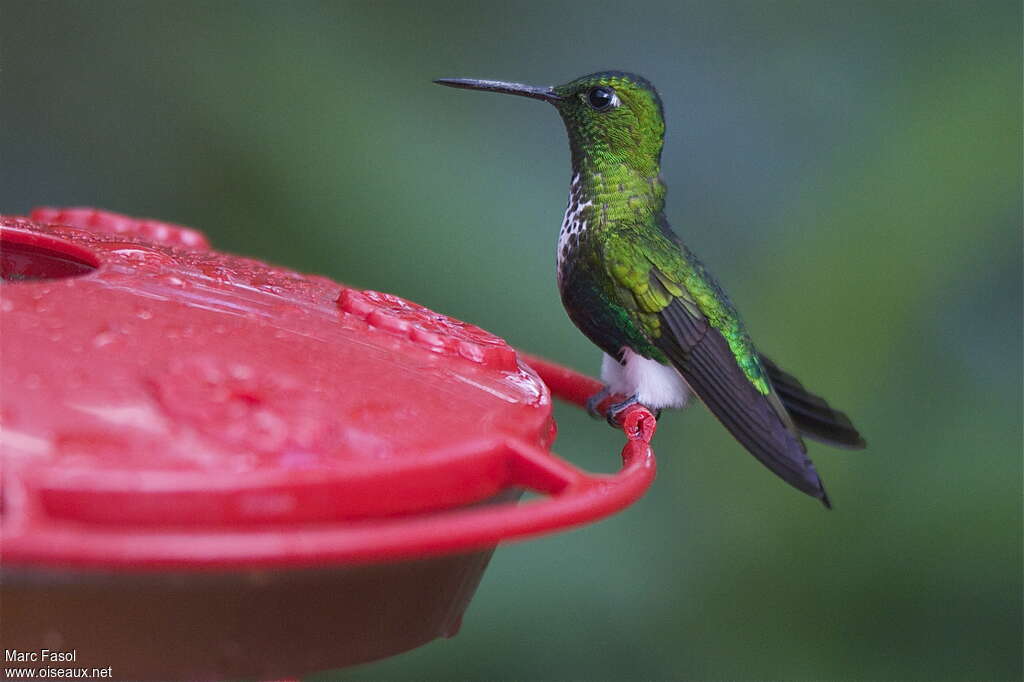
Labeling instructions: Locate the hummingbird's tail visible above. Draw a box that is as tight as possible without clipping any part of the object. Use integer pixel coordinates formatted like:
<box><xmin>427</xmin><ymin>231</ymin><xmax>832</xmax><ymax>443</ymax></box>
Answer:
<box><xmin>760</xmin><ymin>355</ymin><xmax>866</xmax><ymax>449</ymax></box>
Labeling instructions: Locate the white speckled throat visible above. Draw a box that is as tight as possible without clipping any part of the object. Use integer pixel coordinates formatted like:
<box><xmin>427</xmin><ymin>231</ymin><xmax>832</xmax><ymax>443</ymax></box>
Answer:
<box><xmin>556</xmin><ymin>172</ymin><xmax>594</xmax><ymax>280</ymax></box>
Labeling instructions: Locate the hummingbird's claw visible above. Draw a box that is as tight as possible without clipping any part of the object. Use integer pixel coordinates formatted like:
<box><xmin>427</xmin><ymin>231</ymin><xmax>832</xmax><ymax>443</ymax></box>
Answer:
<box><xmin>606</xmin><ymin>394</ymin><xmax>661</xmax><ymax>428</ymax></box>
<box><xmin>585</xmin><ymin>387</ymin><xmax>612</xmax><ymax>419</ymax></box>
<box><xmin>605</xmin><ymin>394</ymin><xmax>640</xmax><ymax>427</ymax></box>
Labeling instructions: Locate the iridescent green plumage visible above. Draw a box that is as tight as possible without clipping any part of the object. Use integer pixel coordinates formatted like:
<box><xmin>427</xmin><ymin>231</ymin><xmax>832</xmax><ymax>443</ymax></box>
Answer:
<box><xmin>549</xmin><ymin>73</ymin><xmax>771</xmax><ymax>395</ymax></box>
<box><xmin>437</xmin><ymin>72</ymin><xmax>865</xmax><ymax>507</ymax></box>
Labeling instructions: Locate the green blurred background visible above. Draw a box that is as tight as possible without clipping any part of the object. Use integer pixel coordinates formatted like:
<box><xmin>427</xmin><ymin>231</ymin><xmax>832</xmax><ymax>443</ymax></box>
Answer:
<box><xmin>2</xmin><ymin>1</ymin><xmax>1021</xmax><ymax>680</ymax></box>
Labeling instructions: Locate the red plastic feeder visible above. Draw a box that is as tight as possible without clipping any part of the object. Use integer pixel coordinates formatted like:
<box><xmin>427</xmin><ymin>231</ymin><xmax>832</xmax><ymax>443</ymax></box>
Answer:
<box><xmin>0</xmin><ymin>209</ymin><xmax>656</xmax><ymax>680</ymax></box>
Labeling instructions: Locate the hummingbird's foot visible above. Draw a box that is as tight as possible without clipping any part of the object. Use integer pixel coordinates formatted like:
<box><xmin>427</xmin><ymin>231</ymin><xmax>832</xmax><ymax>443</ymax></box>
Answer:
<box><xmin>606</xmin><ymin>394</ymin><xmax>661</xmax><ymax>427</ymax></box>
<box><xmin>586</xmin><ymin>387</ymin><xmax>612</xmax><ymax>419</ymax></box>
<box><xmin>605</xmin><ymin>394</ymin><xmax>640</xmax><ymax>427</ymax></box>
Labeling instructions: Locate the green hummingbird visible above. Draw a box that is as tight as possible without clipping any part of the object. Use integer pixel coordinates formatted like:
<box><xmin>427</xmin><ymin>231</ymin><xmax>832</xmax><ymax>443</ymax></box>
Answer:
<box><xmin>436</xmin><ymin>71</ymin><xmax>864</xmax><ymax>507</ymax></box>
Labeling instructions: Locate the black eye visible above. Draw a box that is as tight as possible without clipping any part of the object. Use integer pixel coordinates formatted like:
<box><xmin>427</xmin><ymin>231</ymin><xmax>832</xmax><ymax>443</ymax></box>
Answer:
<box><xmin>587</xmin><ymin>86</ymin><xmax>615</xmax><ymax>111</ymax></box>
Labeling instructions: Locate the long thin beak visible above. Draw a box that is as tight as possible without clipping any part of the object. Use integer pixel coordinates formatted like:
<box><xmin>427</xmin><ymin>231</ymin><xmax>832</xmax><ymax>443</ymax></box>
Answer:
<box><xmin>434</xmin><ymin>78</ymin><xmax>561</xmax><ymax>103</ymax></box>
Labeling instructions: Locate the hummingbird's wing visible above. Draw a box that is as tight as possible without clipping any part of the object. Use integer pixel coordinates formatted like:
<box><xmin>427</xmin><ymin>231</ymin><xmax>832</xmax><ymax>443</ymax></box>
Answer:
<box><xmin>608</xmin><ymin>232</ymin><xmax>831</xmax><ymax>506</ymax></box>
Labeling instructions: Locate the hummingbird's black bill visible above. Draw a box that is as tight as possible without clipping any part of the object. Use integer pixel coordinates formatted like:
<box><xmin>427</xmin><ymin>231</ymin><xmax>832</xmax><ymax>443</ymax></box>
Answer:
<box><xmin>434</xmin><ymin>78</ymin><xmax>561</xmax><ymax>103</ymax></box>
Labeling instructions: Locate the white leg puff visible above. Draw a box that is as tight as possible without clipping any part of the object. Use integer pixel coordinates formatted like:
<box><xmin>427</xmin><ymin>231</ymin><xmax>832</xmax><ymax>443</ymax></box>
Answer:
<box><xmin>600</xmin><ymin>349</ymin><xmax>691</xmax><ymax>411</ymax></box>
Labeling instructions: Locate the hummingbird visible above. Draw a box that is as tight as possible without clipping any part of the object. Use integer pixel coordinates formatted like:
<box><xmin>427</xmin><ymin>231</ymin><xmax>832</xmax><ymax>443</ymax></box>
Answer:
<box><xmin>436</xmin><ymin>71</ymin><xmax>865</xmax><ymax>507</ymax></box>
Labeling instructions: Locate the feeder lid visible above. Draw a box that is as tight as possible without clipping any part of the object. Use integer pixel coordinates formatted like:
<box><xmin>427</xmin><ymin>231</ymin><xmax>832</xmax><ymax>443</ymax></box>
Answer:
<box><xmin>0</xmin><ymin>208</ymin><xmax>655</xmax><ymax>570</ymax></box>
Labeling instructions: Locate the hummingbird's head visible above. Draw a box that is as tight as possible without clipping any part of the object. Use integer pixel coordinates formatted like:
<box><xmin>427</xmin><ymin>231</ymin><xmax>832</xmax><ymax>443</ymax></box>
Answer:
<box><xmin>551</xmin><ymin>71</ymin><xmax>665</xmax><ymax>176</ymax></box>
<box><xmin>436</xmin><ymin>71</ymin><xmax>666</xmax><ymax>177</ymax></box>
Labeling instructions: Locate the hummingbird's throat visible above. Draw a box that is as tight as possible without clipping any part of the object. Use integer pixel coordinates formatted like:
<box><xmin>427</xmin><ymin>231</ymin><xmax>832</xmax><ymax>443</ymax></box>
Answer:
<box><xmin>568</xmin><ymin>160</ymin><xmax>666</xmax><ymax>224</ymax></box>
<box><xmin>556</xmin><ymin>172</ymin><xmax>593</xmax><ymax>277</ymax></box>
<box><xmin>556</xmin><ymin>166</ymin><xmax>666</xmax><ymax>279</ymax></box>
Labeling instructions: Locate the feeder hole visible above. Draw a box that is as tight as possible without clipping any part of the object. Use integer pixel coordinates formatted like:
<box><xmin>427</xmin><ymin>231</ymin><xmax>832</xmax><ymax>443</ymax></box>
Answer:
<box><xmin>1</xmin><ymin>231</ymin><xmax>100</xmax><ymax>282</ymax></box>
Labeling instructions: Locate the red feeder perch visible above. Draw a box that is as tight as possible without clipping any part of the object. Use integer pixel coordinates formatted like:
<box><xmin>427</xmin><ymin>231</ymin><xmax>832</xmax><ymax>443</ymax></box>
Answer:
<box><xmin>0</xmin><ymin>208</ymin><xmax>657</xmax><ymax>680</ymax></box>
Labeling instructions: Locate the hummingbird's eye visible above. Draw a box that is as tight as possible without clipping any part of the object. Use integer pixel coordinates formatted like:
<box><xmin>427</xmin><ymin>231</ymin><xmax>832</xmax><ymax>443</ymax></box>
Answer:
<box><xmin>586</xmin><ymin>86</ymin><xmax>617</xmax><ymax>111</ymax></box>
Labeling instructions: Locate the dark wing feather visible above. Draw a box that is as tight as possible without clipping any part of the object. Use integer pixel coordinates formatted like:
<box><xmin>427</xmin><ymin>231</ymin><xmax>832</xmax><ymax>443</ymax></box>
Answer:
<box><xmin>657</xmin><ymin>299</ymin><xmax>831</xmax><ymax>507</ymax></box>
<box><xmin>760</xmin><ymin>355</ymin><xmax>866</xmax><ymax>449</ymax></box>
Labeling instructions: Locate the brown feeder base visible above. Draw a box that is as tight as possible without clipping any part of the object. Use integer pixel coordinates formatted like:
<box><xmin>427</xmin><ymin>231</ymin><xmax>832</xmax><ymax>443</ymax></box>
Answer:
<box><xmin>3</xmin><ymin>549</ymin><xmax>497</xmax><ymax>681</ymax></box>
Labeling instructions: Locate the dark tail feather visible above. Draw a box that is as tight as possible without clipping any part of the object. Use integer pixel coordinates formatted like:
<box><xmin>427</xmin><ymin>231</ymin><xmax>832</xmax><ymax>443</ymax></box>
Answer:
<box><xmin>760</xmin><ymin>356</ymin><xmax>866</xmax><ymax>449</ymax></box>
